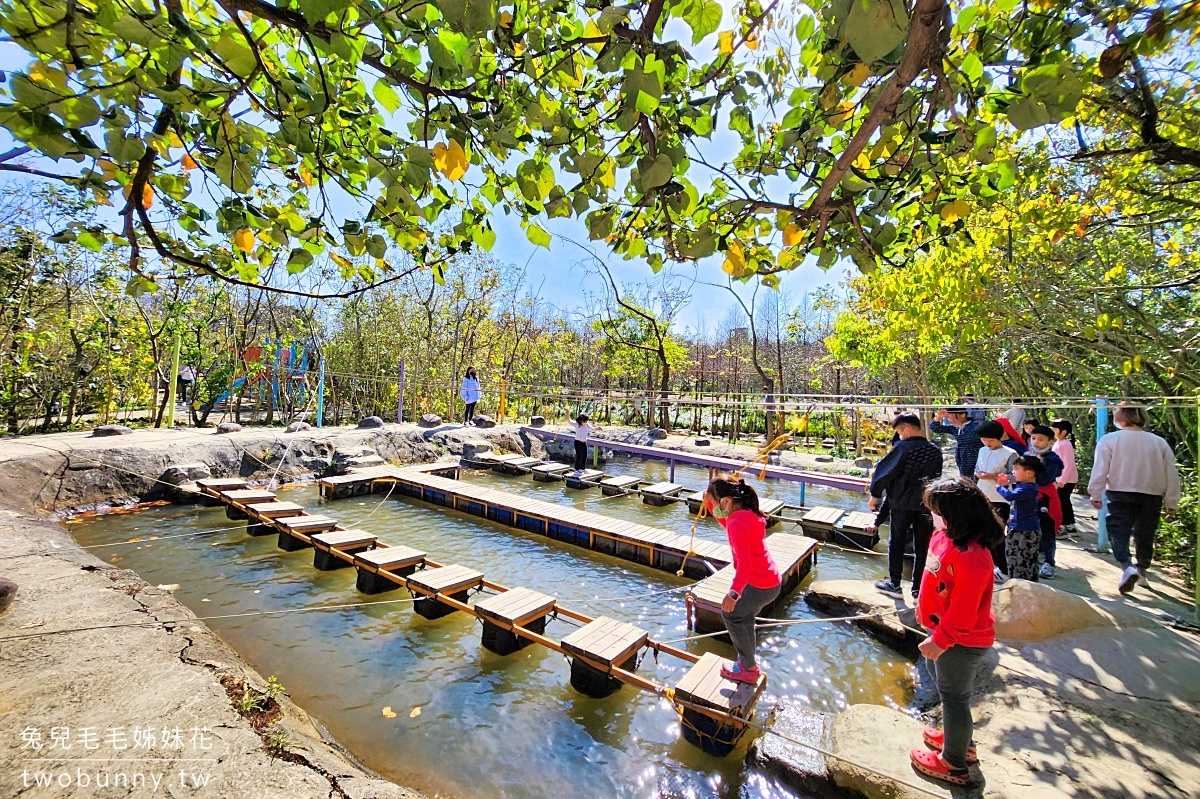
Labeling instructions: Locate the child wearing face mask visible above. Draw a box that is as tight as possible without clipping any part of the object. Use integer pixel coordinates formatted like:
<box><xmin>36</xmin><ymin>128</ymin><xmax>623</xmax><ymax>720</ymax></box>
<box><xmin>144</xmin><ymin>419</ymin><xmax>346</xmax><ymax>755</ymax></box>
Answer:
<box><xmin>704</xmin><ymin>474</ymin><xmax>781</xmax><ymax>685</ymax></box>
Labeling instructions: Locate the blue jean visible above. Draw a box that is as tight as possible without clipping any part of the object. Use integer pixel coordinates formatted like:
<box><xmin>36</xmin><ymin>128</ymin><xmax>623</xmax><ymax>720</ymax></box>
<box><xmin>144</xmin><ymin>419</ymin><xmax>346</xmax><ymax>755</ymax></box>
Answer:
<box><xmin>932</xmin><ymin>644</ymin><xmax>990</xmax><ymax>769</ymax></box>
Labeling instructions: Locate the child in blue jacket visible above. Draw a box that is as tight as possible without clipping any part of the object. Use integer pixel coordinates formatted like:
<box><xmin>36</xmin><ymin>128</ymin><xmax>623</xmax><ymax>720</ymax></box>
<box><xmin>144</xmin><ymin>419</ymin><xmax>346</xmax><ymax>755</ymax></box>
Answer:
<box><xmin>996</xmin><ymin>455</ymin><xmax>1045</xmax><ymax>582</ymax></box>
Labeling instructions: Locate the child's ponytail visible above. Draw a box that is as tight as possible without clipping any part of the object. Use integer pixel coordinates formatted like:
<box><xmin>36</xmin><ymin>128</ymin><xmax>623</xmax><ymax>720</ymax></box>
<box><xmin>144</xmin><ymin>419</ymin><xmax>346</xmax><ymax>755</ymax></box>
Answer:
<box><xmin>707</xmin><ymin>473</ymin><xmax>766</xmax><ymax>519</ymax></box>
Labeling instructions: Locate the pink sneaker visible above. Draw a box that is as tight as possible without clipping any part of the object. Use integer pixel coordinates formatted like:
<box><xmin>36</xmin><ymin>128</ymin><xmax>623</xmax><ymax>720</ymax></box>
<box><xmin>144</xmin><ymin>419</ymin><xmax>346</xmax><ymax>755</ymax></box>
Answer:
<box><xmin>720</xmin><ymin>660</ymin><xmax>762</xmax><ymax>684</ymax></box>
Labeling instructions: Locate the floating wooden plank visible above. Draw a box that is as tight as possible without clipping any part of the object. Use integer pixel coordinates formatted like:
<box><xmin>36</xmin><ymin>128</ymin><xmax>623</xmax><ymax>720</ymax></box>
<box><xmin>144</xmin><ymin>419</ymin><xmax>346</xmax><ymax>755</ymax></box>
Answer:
<box><xmin>685</xmin><ymin>490</ymin><xmax>706</xmax><ymax>513</ymax></box>
<box><xmin>759</xmin><ymin>498</ymin><xmax>787</xmax><ymax>529</ymax></box>
<box><xmin>197</xmin><ymin>476</ymin><xmax>250</xmax><ymax>492</ymax></box>
<box><xmin>799</xmin><ymin>506</ymin><xmax>844</xmax><ymax>541</ymax></box>
<box><xmin>475</xmin><ymin>587</ymin><xmax>556</xmax><ymax>628</ymax></box>
<box><xmin>497</xmin><ymin>456</ymin><xmax>542</xmax><ymax>475</ymax></box>
<box><xmin>409</xmin><ymin>564</ymin><xmax>485</xmax><ymax>620</ymax></box>
<box><xmin>600</xmin><ymin>475</ymin><xmax>641</xmax><ymax>496</ymax></box>
<box><xmin>564</xmin><ymin>468</ymin><xmax>605</xmax><ymax>489</ymax></box>
<box><xmin>221</xmin><ymin>488</ymin><xmax>277</xmax><ymax>503</ymax></box>
<box><xmin>311</xmin><ymin>529</ymin><xmax>377</xmax><ymax>571</ymax></box>
<box><xmin>275</xmin><ymin>514</ymin><xmax>339</xmax><ymax>533</ymax></box>
<box><xmin>560</xmin><ymin>615</ymin><xmax>649</xmax><ymax>698</ymax></box>
<box><xmin>835</xmin><ymin>510</ymin><xmax>881</xmax><ymax>550</ymax></box>
<box><xmin>641</xmin><ymin>481</ymin><xmax>684</xmax><ymax>507</ymax></box>
<box><xmin>674</xmin><ymin>652</ymin><xmax>766</xmax><ymax>755</ymax></box>
<box><xmin>531</xmin><ymin>462</ymin><xmax>572</xmax><ymax>482</ymax></box>
<box><xmin>245</xmin><ymin>501</ymin><xmax>306</xmax><ymax>520</ymax></box>
<box><xmin>354</xmin><ymin>544</ymin><xmax>426</xmax><ymax>594</ymax></box>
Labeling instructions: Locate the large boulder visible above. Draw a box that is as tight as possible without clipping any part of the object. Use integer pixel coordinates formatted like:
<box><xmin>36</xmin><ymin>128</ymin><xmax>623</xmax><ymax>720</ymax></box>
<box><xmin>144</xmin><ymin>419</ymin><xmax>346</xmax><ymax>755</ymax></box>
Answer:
<box><xmin>159</xmin><ymin>462</ymin><xmax>211</xmax><ymax>487</ymax></box>
<box><xmin>993</xmin><ymin>580</ymin><xmax>1116</xmax><ymax>643</ymax></box>
<box><xmin>472</xmin><ymin>414</ymin><xmax>497</xmax><ymax>429</ymax></box>
<box><xmin>694</xmin><ymin>437</ymin><xmax>711</xmax><ymax>447</ymax></box>
<box><xmin>529</xmin><ymin>415</ymin><xmax>546</xmax><ymax>427</ymax></box>
<box><xmin>0</xmin><ymin>578</ymin><xmax>16</xmax><ymax>614</ymax></box>
<box><xmin>92</xmin><ymin>424</ymin><xmax>133</xmax><ymax>437</ymax></box>
<box><xmin>285</xmin><ymin>421</ymin><xmax>312</xmax><ymax>433</ymax></box>
<box><xmin>418</xmin><ymin>413</ymin><xmax>442</xmax><ymax>429</ymax></box>
<box><xmin>647</xmin><ymin>427</ymin><xmax>668</xmax><ymax>440</ymax></box>
<box><xmin>828</xmin><ymin>704</ymin><xmax>953</xmax><ymax>799</ymax></box>
<box><xmin>853</xmin><ymin>456</ymin><xmax>873</xmax><ymax>468</ymax></box>
<box><xmin>462</xmin><ymin>441</ymin><xmax>493</xmax><ymax>460</ymax></box>
<box><xmin>749</xmin><ymin>702</ymin><xmax>847</xmax><ymax>798</ymax></box>
<box><xmin>814</xmin><ymin>454</ymin><xmax>835</xmax><ymax>463</ymax></box>
<box><xmin>214</xmin><ymin>422</ymin><xmax>242</xmax><ymax>434</ymax></box>
<box><xmin>804</xmin><ymin>580</ymin><xmax>922</xmax><ymax>653</ymax></box>
<box><xmin>357</xmin><ymin>415</ymin><xmax>385</xmax><ymax>429</ymax></box>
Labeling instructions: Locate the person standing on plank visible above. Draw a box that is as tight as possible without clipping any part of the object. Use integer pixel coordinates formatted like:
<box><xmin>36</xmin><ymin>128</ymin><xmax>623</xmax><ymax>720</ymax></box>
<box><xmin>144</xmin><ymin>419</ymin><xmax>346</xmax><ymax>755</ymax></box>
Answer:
<box><xmin>459</xmin><ymin>366</ymin><xmax>481</xmax><ymax>425</ymax></box>
<box><xmin>929</xmin><ymin>407</ymin><xmax>983</xmax><ymax>483</ymax></box>
<box><xmin>1087</xmin><ymin>403</ymin><xmax>1181</xmax><ymax>594</ymax></box>
<box><xmin>704</xmin><ymin>474</ymin><xmax>781</xmax><ymax>685</ymax></box>
<box><xmin>567</xmin><ymin>413</ymin><xmax>602</xmax><ymax>470</ymax></box>
<box><xmin>871</xmin><ymin>413</ymin><xmax>944</xmax><ymax>600</ymax></box>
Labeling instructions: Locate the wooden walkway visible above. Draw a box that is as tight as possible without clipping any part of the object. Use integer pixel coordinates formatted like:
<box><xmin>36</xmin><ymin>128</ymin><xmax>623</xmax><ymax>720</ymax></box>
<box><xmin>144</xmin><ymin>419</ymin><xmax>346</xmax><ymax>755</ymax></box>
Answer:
<box><xmin>195</xmin><ymin>477</ymin><xmax>766</xmax><ymax>756</ymax></box>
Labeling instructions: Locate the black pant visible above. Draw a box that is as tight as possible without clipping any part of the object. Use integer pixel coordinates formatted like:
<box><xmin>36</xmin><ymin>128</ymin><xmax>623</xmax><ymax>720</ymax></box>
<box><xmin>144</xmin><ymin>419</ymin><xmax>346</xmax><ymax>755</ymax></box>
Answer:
<box><xmin>573</xmin><ymin>441</ymin><xmax>588</xmax><ymax>470</ymax></box>
<box><xmin>990</xmin><ymin>502</ymin><xmax>1009</xmax><ymax>574</ymax></box>
<box><xmin>1057</xmin><ymin>483</ymin><xmax>1076</xmax><ymax>526</ymax></box>
<box><xmin>1106</xmin><ymin>491</ymin><xmax>1163</xmax><ymax>570</ymax></box>
<box><xmin>888</xmin><ymin>507</ymin><xmax>933</xmax><ymax>587</ymax></box>
<box><xmin>463</xmin><ymin>401</ymin><xmax>476</xmax><ymax>424</ymax></box>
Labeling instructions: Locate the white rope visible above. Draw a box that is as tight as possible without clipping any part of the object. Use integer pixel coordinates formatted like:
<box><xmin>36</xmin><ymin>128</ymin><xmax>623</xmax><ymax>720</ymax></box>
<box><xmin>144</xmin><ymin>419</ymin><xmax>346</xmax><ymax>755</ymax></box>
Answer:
<box><xmin>654</xmin><ymin>608</ymin><xmax>905</xmax><ymax>646</ymax></box>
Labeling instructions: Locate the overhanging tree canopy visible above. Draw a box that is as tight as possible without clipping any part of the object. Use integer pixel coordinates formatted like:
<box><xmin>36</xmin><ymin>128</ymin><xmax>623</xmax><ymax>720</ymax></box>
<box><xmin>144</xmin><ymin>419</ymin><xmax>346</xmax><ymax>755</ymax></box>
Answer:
<box><xmin>1</xmin><ymin>0</ymin><xmax>1197</xmax><ymax>295</ymax></box>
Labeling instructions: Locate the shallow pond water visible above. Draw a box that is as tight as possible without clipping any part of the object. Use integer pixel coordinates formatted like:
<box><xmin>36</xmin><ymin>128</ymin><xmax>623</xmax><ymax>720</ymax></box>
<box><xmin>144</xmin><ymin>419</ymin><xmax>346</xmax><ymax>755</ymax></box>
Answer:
<box><xmin>71</xmin><ymin>456</ymin><xmax>913</xmax><ymax>799</ymax></box>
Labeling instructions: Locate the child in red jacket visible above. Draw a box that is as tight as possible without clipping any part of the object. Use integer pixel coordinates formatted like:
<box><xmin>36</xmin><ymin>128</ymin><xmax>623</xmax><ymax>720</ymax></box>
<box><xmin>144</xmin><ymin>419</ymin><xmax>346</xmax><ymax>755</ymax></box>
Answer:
<box><xmin>704</xmin><ymin>474</ymin><xmax>782</xmax><ymax>685</ymax></box>
<box><xmin>911</xmin><ymin>477</ymin><xmax>1004</xmax><ymax>786</ymax></box>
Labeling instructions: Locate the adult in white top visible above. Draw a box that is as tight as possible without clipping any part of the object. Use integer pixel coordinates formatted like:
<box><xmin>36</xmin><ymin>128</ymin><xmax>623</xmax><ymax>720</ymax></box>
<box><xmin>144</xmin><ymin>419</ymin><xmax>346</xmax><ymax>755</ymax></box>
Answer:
<box><xmin>567</xmin><ymin>413</ymin><xmax>603</xmax><ymax>470</ymax></box>
<box><xmin>1087</xmin><ymin>403</ymin><xmax>1181</xmax><ymax>594</ymax></box>
<box><xmin>1001</xmin><ymin>399</ymin><xmax>1026</xmax><ymax>431</ymax></box>
<box><xmin>459</xmin><ymin>366</ymin><xmax>482</xmax><ymax>425</ymax></box>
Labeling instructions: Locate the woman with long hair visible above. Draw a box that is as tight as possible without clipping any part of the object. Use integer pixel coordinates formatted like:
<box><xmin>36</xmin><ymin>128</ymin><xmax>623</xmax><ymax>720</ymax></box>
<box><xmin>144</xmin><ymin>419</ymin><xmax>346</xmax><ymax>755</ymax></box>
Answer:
<box><xmin>459</xmin><ymin>366</ymin><xmax>481</xmax><ymax>425</ymax></box>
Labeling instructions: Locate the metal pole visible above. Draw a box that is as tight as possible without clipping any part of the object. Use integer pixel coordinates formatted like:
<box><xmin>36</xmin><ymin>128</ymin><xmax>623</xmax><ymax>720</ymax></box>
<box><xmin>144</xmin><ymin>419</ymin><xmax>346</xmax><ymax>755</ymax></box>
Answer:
<box><xmin>1095</xmin><ymin>396</ymin><xmax>1109</xmax><ymax>552</ymax></box>
<box><xmin>669</xmin><ymin>458</ymin><xmax>675</xmax><ymax>483</ymax></box>
<box><xmin>397</xmin><ymin>359</ymin><xmax>406</xmax><ymax>424</ymax></box>
<box><xmin>499</xmin><ymin>378</ymin><xmax>507</xmax><ymax>424</ymax></box>
<box><xmin>166</xmin><ymin>332</ymin><xmax>181</xmax><ymax>427</ymax></box>
<box><xmin>315</xmin><ymin>355</ymin><xmax>326</xmax><ymax>428</ymax></box>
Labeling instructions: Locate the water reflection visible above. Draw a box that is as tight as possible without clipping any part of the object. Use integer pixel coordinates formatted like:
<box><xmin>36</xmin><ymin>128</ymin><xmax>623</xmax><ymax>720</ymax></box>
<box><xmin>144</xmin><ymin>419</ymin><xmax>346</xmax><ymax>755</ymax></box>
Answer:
<box><xmin>71</xmin><ymin>458</ymin><xmax>911</xmax><ymax>799</ymax></box>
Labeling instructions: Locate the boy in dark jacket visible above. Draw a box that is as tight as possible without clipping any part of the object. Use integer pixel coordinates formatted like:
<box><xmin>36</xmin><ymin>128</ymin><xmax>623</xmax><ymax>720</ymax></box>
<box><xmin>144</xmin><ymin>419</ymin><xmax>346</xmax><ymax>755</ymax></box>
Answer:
<box><xmin>997</xmin><ymin>456</ymin><xmax>1045</xmax><ymax>582</ymax></box>
<box><xmin>870</xmin><ymin>414</ymin><xmax>944</xmax><ymax>599</ymax></box>
<box><xmin>1027</xmin><ymin>425</ymin><xmax>1064</xmax><ymax>578</ymax></box>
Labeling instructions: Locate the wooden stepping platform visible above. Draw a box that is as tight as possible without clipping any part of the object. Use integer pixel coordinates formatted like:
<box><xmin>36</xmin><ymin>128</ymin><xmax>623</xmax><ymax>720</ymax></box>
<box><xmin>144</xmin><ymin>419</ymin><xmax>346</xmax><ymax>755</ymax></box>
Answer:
<box><xmin>317</xmin><ymin>466</ymin><xmax>406</xmax><ymax>499</ymax></box>
<box><xmin>474</xmin><ymin>587</ymin><xmax>556</xmax><ymax>655</ymax></box>
<box><xmin>600</xmin><ymin>475</ymin><xmax>641</xmax><ymax>496</ymax></box>
<box><xmin>221</xmin><ymin>489</ymin><xmax>278</xmax><ymax>519</ymax></box>
<box><xmin>685</xmin><ymin>490</ymin><xmax>706</xmax><ymax>513</ymax></box>
<box><xmin>273</xmin><ymin>513</ymin><xmax>338</xmax><ymax>551</ymax></box>
<box><xmin>560</xmin><ymin>616</ymin><xmax>648</xmax><ymax>698</ymax></box>
<box><xmin>674</xmin><ymin>652</ymin><xmax>766</xmax><ymax>755</ymax></box>
<box><xmin>481</xmin><ymin>452</ymin><xmax>522</xmax><ymax>465</ymax></box>
<box><xmin>408</xmin><ymin>564</ymin><xmax>484</xmax><ymax>619</ymax></box>
<box><xmin>496</xmin><ymin>456</ymin><xmax>541</xmax><ymax>475</ymax></box>
<box><xmin>354</xmin><ymin>544</ymin><xmax>426</xmax><ymax>594</ymax></box>
<box><xmin>531</xmin><ymin>462</ymin><xmax>572</xmax><ymax>482</ymax></box>
<box><xmin>564</xmin><ymin>468</ymin><xmax>604</xmax><ymax>489</ymax></box>
<box><xmin>198</xmin><ymin>477</ymin><xmax>249</xmax><ymax>494</ymax></box>
<box><xmin>688</xmin><ymin>533</ymin><xmax>820</xmax><ymax>635</ymax></box>
<box><xmin>311</xmin><ymin>529</ymin><xmax>377</xmax><ymax>570</ymax></box>
<box><xmin>641</xmin><ymin>481</ymin><xmax>684</xmax><ymax>507</ymax></box>
<box><xmin>799</xmin><ymin>506</ymin><xmax>844</xmax><ymax>541</ymax></box>
<box><xmin>760</xmin><ymin>498</ymin><xmax>787</xmax><ymax>528</ymax></box>
<box><xmin>246</xmin><ymin>501</ymin><xmax>306</xmax><ymax>520</ymax></box>
<box><xmin>835</xmin><ymin>510</ymin><xmax>880</xmax><ymax>550</ymax></box>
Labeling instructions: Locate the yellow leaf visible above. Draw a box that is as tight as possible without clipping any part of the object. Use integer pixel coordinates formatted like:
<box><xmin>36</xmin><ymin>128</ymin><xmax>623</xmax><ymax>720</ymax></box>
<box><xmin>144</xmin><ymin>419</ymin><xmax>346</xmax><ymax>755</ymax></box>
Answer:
<box><xmin>745</xmin><ymin>33</ymin><xmax>759</xmax><ymax>50</ymax></box>
<box><xmin>920</xmin><ymin>189</ymin><xmax>939</xmax><ymax>203</ymax></box>
<box><xmin>584</xmin><ymin>19</ymin><xmax>605</xmax><ymax>52</ymax></box>
<box><xmin>331</xmin><ymin>253</ymin><xmax>353</xmax><ymax>271</ymax></box>
<box><xmin>141</xmin><ymin>183</ymin><xmax>154</xmax><ymax>209</ymax></box>
<box><xmin>234</xmin><ymin>228</ymin><xmax>255</xmax><ymax>253</ymax></box>
<box><xmin>181</xmin><ymin>153</ymin><xmax>198</xmax><ymax>170</ymax></box>
<box><xmin>718</xmin><ymin>31</ymin><xmax>735</xmax><ymax>56</ymax></box>
<box><xmin>98</xmin><ymin>159</ymin><xmax>117</xmax><ymax>180</ymax></box>
<box><xmin>167</xmin><ymin>131</ymin><xmax>183</xmax><ymax>148</ymax></box>
<box><xmin>432</xmin><ymin>139</ymin><xmax>469</xmax><ymax>182</ymax></box>
<box><xmin>409</xmin><ymin>706</ymin><xmax>422</xmax><ymax>718</ymax></box>
<box><xmin>382</xmin><ymin>706</ymin><xmax>397</xmax><ymax>719</ymax></box>
<box><xmin>782</xmin><ymin>223</ymin><xmax>804</xmax><ymax>247</ymax></box>
<box><xmin>939</xmin><ymin>198</ymin><xmax>969</xmax><ymax>223</ymax></box>
<box><xmin>828</xmin><ymin>101</ymin><xmax>854</xmax><ymax>126</ymax></box>
<box><xmin>853</xmin><ymin>151</ymin><xmax>871</xmax><ymax>170</ymax></box>
<box><xmin>499</xmin><ymin>10</ymin><xmax>513</xmax><ymax>27</ymax></box>
<box><xmin>299</xmin><ymin>166</ymin><xmax>313</xmax><ymax>187</ymax></box>
<box><xmin>845</xmin><ymin>63</ymin><xmax>871</xmax><ymax>86</ymax></box>
<box><xmin>1074</xmin><ymin>223</ymin><xmax>1088</xmax><ymax>238</ymax></box>
<box><xmin>513</xmin><ymin>41</ymin><xmax>525</xmax><ymax>55</ymax></box>
<box><xmin>1050</xmin><ymin>229</ymin><xmax>1065</xmax><ymax>245</ymax></box>
<box><xmin>722</xmin><ymin>241</ymin><xmax>748</xmax><ymax>277</ymax></box>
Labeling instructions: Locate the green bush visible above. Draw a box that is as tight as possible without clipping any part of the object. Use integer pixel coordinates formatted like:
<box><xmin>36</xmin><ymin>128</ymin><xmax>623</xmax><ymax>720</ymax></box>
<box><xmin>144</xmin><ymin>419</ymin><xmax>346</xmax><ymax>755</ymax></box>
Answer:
<box><xmin>1157</xmin><ymin>466</ymin><xmax>1198</xmax><ymax>592</ymax></box>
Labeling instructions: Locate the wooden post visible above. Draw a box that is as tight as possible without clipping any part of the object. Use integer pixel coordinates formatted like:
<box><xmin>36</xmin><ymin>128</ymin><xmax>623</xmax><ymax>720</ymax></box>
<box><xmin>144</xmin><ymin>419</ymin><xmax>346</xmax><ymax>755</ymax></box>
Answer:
<box><xmin>166</xmin><ymin>332</ymin><xmax>181</xmax><ymax>427</ymax></box>
<box><xmin>499</xmin><ymin>378</ymin><xmax>507</xmax><ymax>424</ymax></box>
<box><xmin>397</xmin><ymin>359</ymin><xmax>406</xmax><ymax>424</ymax></box>
<box><xmin>1095</xmin><ymin>396</ymin><xmax>1109</xmax><ymax>552</ymax></box>
<box><xmin>315</xmin><ymin>355</ymin><xmax>326</xmax><ymax>428</ymax></box>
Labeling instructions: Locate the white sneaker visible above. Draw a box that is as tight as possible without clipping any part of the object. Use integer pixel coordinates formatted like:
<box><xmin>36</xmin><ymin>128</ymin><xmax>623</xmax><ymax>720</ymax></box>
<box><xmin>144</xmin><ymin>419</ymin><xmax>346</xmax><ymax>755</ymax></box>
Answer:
<box><xmin>1039</xmin><ymin>563</ymin><xmax>1055</xmax><ymax>579</ymax></box>
<box><xmin>993</xmin><ymin>567</ymin><xmax>1007</xmax><ymax>585</ymax></box>
<box><xmin>1137</xmin><ymin>568</ymin><xmax>1151</xmax><ymax>589</ymax></box>
<box><xmin>1118</xmin><ymin>566</ymin><xmax>1139</xmax><ymax>594</ymax></box>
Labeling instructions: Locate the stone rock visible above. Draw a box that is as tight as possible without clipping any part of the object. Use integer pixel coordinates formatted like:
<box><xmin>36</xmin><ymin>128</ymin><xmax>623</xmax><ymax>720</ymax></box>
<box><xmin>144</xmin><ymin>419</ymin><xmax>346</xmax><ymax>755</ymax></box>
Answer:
<box><xmin>529</xmin><ymin>415</ymin><xmax>546</xmax><ymax>427</ymax></box>
<box><xmin>853</xmin><ymin>456</ymin><xmax>873</xmax><ymax>468</ymax></box>
<box><xmin>805</xmin><ymin>580</ymin><xmax>922</xmax><ymax>653</ymax></box>
<box><xmin>345</xmin><ymin>455</ymin><xmax>386</xmax><ymax>469</ymax></box>
<box><xmin>647</xmin><ymin>427</ymin><xmax>668</xmax><ymax>440</ymax></box>
<box><xmin>92</xmin><ymin>424</ymin><xmax>133</xmax><ymax>437</ymax></box>
<box><xmin>462</xmin><ymin>441</ymin><xmax>493</xmax><ymax>460</ymax></box>
<box><xmin>993</xmin><ymin>580</ymin><xmax>1114</xmax><ymax>643</ymax></box>
<box><xmin>472</xmin><ymin>414</ymin><xmax>497</xmax><ymax>429</ymax></box>
<box><xmin>694</xmin><ymin>438</ymin><xmax>710</xmax><ymax>447</ymax></box>
<box><xmin>215</xmin><ymin>422</ymin><xmax>242</xmax><ymax>434</ymax></box>
<box><xmin>357</xmin><ymin>415</ymin><xmax>385</xmax><ymax>429</ymax></box>
<box><xmin>285</xmin><ymin>421</ymin><xmax>311</xmax><ymax>433</ymax></box>
<box><xmin>0</xmin><ymin>577</ymin><xmax>16</xmax><ymax>614</ymax></box>
<box><xmin>334</xmin><ymin>446</ymin><xmax>375</xmax><ymax>462</ymax></box>
<box><xmin>828</xmin><ymin>704</ymin><xmax>952</xmax><ymax>799</ymax></box>
<box><xmin>814</xmin><ymin>454</ymin><xmax>835</xmax><ymax>463</ymax></box>
<box><xmin>160</xmin><ymin>462</ymin><xmax>211</xmax><ymax>487</ymax></box>
<box><xmin>748</xmin><ymin>702</ymin><xmax>847</xmax><ymax>798</ymax></box>
<box><xmin>418</xmin><ymin>413</ymin><xmax>442</xmax><ymax>429</ymax></box>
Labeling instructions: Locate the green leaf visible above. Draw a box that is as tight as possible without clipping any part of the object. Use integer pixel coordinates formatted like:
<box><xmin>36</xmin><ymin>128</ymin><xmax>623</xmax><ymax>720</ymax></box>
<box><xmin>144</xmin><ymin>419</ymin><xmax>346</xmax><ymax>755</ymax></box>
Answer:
<box><xmin>845</xmin><ymin>0</ymin><xmax>909</xmax><ymax>63</ymax></box>
<box><xmin>298</xmin><ymin>0</ymin><xmax>352</xmax><ymax>22</ymax></box>
<box><xmin>638</xmin><ymin>154</ymin><xmax>674</xmax><ymax>192</ymax></box>
<box><xmin>960</xmin><ymin>51</ymin><xmax>983</xmax><ymax>83</ymax></box>
<box><xmin>286</xmin><ymin>248</ymin><xmax>314</xmax><ymax>274</ymax></box>
<box><xmin>372</xmin><ymin>80</ymin><xmax>401</xmax><ymax>114</ymax></box>
<box><xmin>685</xmin><ymin>1</ymin><xmax>723</xmax><ymax>45</ymax></box>
<box><xmin>212</xmin><ymin>32</ymin><xmax>257</xmax><ymax>79</ymax></box>
<box><xmin>526</xmin><ymin>223</ymin><xmax>552</xmax><ymax>248</ymax></box>
<box><xmin>472</xmin><ymin>224</ymin><xmax>497</xmax><ymax>251</ymax></box>
<box><xmin>1005</xmin><ymin>97</ymin><xmax>1051</xmax><ymax>130</ymax></box>
<box><xmin>215</xmin><ymin>150</ymin><xmax>255</xmax><ymax>192</ymax></box>
<box><xmin>516</xmin><ymin>160</ymin><xmax>555</xmax><ymax>202</ymax></box>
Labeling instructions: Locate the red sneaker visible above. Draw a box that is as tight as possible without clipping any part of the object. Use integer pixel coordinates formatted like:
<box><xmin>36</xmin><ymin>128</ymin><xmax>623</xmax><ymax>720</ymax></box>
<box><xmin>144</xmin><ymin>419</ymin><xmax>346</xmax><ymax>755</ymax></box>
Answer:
<box><xmin>719</xmin><ymin>661</ymin><xmax>762</xmax><ymax>684</ymax></box>
<box><xmin>910</xmin><ymin>748</ymin><xmax>970</xmax><ymax>786</ymax></box>
<box><xmin>922</xmin><ymin>727</ymin><xmax>979</xmax><ymax>764</ymax></box>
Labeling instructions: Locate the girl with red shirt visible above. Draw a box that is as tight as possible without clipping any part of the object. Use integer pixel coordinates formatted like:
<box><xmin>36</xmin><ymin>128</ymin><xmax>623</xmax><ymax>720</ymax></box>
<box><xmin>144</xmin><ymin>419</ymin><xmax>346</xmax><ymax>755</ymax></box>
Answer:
<box><xmin>911</xmin><ymin>477</ymin><xmax>1003</xmax><ymax>786</ymax></box>
<box><xmin>704</xmin><ymin>474</ymin><xmax>782</xmax><ymax>685</ymax></box>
